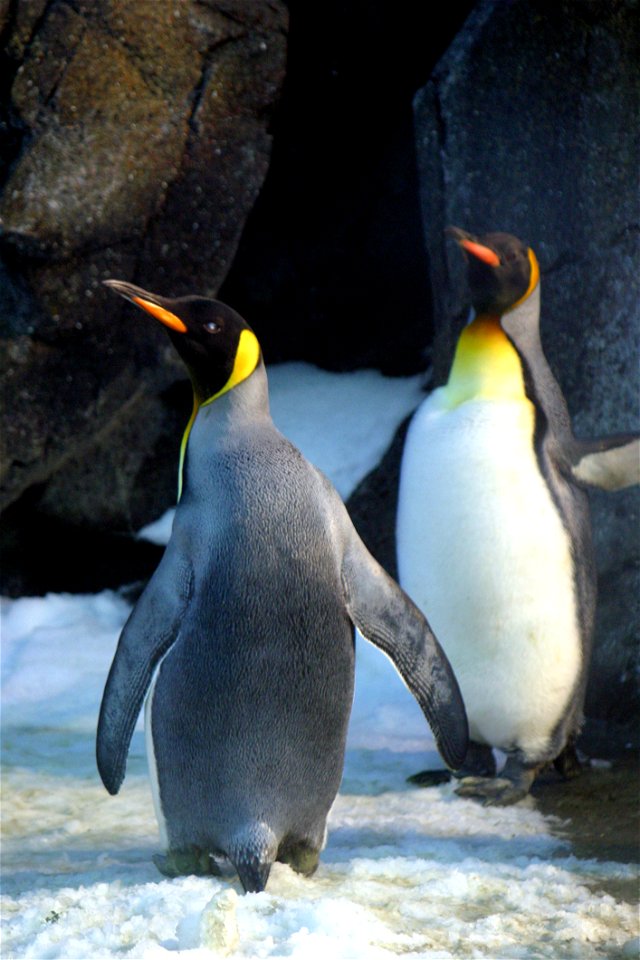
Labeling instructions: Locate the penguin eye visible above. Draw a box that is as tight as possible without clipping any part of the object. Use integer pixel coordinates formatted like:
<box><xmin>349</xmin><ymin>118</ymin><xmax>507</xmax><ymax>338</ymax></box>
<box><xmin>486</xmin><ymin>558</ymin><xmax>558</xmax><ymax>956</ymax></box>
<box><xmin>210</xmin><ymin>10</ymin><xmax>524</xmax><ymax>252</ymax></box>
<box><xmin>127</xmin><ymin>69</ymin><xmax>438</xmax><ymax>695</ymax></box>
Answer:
<box><xmin>204</xmin><ymin>320</ymin><xmax>221</xmax><ymax>334</ymax></box>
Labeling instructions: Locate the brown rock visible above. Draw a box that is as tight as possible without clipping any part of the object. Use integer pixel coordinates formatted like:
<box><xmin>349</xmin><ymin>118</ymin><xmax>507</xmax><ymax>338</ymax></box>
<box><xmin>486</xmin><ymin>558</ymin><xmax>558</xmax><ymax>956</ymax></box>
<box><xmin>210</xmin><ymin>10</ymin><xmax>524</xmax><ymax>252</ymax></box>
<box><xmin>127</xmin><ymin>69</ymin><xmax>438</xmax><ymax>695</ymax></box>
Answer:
<box><xmin>0</xmin><ymin>0</ymin><xmax>288</xmax><ymax>532</ymax></box>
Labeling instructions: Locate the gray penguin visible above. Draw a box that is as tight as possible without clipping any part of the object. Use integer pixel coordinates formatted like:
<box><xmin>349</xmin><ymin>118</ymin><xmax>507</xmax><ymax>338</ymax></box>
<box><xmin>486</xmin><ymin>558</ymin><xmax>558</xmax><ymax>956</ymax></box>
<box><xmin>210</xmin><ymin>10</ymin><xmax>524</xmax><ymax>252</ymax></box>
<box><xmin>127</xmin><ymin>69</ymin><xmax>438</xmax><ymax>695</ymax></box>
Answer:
<box><xmin>397</xmin><ymin>229</ymin><xmax>639</xmax><ymax>806</ymax></box>
<box><xmin>96</xmin><ymin>280</ymin><xmax>468</xmax><ymax>892</ymax></box>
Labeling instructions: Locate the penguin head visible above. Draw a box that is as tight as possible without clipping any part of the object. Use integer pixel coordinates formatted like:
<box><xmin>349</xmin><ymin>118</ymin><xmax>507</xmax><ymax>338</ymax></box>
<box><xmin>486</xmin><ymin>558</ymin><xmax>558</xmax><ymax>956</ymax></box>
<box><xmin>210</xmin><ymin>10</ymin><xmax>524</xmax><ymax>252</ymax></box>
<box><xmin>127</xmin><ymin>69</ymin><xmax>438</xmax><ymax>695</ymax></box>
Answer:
<box><xmin>447</xmin><ymin>227</ymin><xmax>539</xmax><ymax>317</ymax></box>
<box><xmin>103</xmin><ymin>280</ymin><xmax>261</xmax><ymax>403</ymax></box>
<box><xmin>443</xmin><ymin>229</ymin><xmax>543</xmax><ymax>407</ymax></box>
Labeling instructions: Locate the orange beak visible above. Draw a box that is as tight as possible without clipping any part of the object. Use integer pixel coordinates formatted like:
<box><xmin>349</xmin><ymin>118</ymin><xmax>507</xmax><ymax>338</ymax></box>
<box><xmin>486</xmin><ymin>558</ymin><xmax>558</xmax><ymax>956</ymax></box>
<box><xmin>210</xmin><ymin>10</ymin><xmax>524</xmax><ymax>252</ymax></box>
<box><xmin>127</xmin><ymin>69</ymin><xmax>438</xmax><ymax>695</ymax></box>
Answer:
<box><xmin>459</xmin><ymin>238</ymin><xmax>501</xmax><ymax>268</ymax></box>
<box><xmin>130</xmin><ymin>297</ymin><xmax>188</xmax><ymax>333</ymax></box>
<box><xmin>103</xmin><ymin>279</ymin><xmax>188</xmax><ymax>333</ymax></box>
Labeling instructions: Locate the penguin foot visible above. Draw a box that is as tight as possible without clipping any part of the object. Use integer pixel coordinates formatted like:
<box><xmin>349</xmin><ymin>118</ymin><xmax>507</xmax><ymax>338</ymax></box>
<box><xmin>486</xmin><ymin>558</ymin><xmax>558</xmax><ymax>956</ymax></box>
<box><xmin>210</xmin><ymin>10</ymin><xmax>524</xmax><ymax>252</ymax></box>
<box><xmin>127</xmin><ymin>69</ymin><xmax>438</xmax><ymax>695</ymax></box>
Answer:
<box><xmin>277</xmin><ymin>839</ymin><xmax>321</xmax><ymax>877</ymax></box>
<box><xmin>454</xmin><ymin>775</ymin><xmax>532</xmax><ymax>806</ymax></box>
<box><xmin>455</xmin><ymin>754</ymin><xmax>538</xmax><ymax>806</ymax></box>
<box><xmin>153</xmin><ymin>847</ymin><xmax>222</xmax><ymax>878</ymax></box>
<box><xmin>407</xmin><ymin>769</ymin><xmax>452</xmax><ymax>787</ymax></box>
<box><xmin>408</xmin><ymin>742</ymin><xmax>496</xmax><ymax>788</ymax></box>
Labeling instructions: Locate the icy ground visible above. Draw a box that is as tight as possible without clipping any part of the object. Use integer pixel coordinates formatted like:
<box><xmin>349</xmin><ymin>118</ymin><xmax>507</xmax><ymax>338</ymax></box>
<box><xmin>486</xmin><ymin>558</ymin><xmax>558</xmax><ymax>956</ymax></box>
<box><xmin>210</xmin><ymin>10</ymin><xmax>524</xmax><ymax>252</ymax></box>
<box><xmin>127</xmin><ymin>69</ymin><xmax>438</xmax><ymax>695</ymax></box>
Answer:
<box><xmin>2</xmin><ymin>364</ymin><xmax>638</xmax><ymax>959</ymax></box>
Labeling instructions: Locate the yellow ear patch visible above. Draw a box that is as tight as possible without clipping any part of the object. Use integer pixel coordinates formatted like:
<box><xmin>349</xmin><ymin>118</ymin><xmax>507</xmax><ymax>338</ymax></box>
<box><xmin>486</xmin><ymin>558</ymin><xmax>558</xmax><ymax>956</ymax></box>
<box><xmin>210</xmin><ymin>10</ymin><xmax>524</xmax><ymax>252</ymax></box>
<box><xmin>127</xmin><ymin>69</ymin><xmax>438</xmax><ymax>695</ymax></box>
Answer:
<box><xmin>177</xmin><ymin>396</ymin><xmax>199</xmax><ymax>501</ymax></box>
<box><xmin>509</xmin><ymin>248</ymin><xmax>540</xmax><ymax>312</ymax></box>
<box><xmin>177</xmin><ymin>328</ymin><xmax>261</xmax><ymax>499</ymax></box>
<box><xmin>132</xmin><ymin>297</ymin><xmax>188</xmax><ymax>333</ymax></box>
<box><xmin>443</xmin><ymin>317</ymin><xmax>527</xmax><ymax>408</ymax></box>
<box><xmin>202</xmin><ymin>328</ymin><xmax>261</xmax><ymax>406</ymax></box>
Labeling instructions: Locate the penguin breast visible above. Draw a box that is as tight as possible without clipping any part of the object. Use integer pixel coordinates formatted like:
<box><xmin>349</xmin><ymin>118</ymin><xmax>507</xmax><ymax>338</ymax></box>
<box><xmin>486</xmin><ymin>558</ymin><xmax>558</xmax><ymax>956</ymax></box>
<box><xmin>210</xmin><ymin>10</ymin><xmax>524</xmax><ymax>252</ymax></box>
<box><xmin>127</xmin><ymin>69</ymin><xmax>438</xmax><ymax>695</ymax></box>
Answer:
<box><xmin>397</xmin><ymin>391</ymin><xmax>582</xmax><ymax>758</ymax></box>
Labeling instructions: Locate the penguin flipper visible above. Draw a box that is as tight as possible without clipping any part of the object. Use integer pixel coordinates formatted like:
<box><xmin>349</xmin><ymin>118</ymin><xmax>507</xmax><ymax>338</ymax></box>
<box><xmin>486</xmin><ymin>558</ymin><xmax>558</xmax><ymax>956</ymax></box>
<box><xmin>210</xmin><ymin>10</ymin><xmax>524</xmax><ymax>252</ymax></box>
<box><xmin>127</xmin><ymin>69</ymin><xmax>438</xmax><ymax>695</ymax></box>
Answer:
<box><xmin>569</xmin><ymin>434</ymin><xmax>640</xmax><ymax>491</ymax></box>
<box><xmin>96</xmin><ymin>554</ymin><xmax>194</xmax><ymax>795</ymax></box>
<box><xmin>341</xmin><ymin>535</ymin><xmax>468</xmax><ymax>770</ymax></box>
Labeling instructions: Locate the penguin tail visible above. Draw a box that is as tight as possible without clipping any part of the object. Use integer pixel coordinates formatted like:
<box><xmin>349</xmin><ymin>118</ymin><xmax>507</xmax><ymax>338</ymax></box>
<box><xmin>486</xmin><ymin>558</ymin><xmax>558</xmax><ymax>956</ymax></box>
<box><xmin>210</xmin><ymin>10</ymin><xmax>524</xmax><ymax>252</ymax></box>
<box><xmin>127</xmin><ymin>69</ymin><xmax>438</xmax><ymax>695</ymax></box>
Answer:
<box><xmin>229</xmin><ymin>822</ymin><xmax>278</xmax><ymax>894</ymax></box>
<box><xmin>234</xmin><ymin>855</ymin><xmax>273</xmax><ymax>894</ymax></box>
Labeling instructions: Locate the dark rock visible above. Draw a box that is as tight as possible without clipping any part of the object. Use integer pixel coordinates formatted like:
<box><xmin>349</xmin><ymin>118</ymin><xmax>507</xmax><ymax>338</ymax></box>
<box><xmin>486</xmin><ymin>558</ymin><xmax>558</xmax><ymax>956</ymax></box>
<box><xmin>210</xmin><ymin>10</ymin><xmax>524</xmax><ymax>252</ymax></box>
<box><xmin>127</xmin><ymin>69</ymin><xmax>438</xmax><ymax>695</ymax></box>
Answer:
<box><xmin>0</xmin><ymin>0</ymin><xmax>476</xmax><ymax>594</ymax></box>
<box><xmin>411</xmin><ymin>0</ymin><xmax>640</xmax><ymax>750</ymax></box>
<box><xmin>219</xmin><ymin>0</ymin><xmax>475</xmax><ymax>372</ymax></box>
<box><xmin>0</xmin><ymin>0</ymin><xmax>288</xmax><ymax>534</ymax></box>
<box><xmin>0</xmin><ymin>489</ymin><xmax>164</xmax><ymax>597</ymax></box>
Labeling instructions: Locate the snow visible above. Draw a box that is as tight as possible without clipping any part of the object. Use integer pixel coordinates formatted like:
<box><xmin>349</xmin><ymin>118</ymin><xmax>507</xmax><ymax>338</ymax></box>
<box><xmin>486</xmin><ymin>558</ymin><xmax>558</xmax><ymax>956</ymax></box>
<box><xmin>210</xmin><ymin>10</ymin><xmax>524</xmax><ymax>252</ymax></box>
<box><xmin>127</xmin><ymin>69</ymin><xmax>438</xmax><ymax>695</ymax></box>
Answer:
<box><xmin>2</xmin><ymin>363</ymin><xmax>638</xmax><ymax>959</ymax></box>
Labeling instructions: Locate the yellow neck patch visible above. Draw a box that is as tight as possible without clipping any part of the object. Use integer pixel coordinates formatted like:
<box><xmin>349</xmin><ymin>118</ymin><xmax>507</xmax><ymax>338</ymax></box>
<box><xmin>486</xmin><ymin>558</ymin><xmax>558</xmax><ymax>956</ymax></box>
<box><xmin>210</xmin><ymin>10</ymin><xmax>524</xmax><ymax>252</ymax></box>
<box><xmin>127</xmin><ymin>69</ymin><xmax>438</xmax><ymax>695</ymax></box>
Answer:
<box><xmin>201</xmin><ymin>328</ymin><xmax>261</xmax><ymax>407</ymax></box>
<box><xmin>177</xmin><ymin>396</ymin><xmax>199</xmax><ymax>501</ymax></box>
<box><xmin>509</xmin><ymin>248</ymin><xmax>540</xmax><ymax>312</ymax></box>
<box><xmin>177</xmin><ymin>328</ymin><xmax>261</xmax><ymax>499</ymax></box>
<box><xmin>442</xmin><ymin>316</ymin><xmax>527</xmax><ymax>409</ymax></box>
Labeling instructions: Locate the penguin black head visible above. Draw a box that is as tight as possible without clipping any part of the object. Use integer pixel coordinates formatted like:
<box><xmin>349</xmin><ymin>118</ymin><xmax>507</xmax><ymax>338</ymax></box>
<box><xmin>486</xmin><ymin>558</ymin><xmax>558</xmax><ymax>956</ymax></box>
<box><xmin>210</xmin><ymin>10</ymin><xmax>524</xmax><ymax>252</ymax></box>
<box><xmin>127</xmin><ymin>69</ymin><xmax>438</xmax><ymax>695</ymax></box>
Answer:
<box><xmin>103</xmin><ymin>280</ymin><xmax>261</xmax><ymax>403</ymax></box>
<box><xmin>447</xmin><ymin>227</ymin><xmax>539</xmax><ymax>317</ymax></box>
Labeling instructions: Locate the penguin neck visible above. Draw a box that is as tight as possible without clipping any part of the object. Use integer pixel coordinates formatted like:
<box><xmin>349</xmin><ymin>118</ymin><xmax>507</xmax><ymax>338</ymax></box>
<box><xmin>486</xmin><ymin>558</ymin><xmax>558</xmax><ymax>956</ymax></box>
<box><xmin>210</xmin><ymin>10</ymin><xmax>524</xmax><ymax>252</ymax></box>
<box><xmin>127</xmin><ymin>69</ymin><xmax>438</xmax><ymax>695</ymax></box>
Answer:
<box><xmin>500</xmin><ymin>283</ymin><xmax>573</xmax><ymax>440</ymax></box>
<box><xmin>443</xmin><ymin>315</ymin><xmax>528</xmax><ymax>409</ymax></box>
<box><xmin>178</xmin><ymin>362</ymin><xmax>271</xmax><ymax>500</ymax></box>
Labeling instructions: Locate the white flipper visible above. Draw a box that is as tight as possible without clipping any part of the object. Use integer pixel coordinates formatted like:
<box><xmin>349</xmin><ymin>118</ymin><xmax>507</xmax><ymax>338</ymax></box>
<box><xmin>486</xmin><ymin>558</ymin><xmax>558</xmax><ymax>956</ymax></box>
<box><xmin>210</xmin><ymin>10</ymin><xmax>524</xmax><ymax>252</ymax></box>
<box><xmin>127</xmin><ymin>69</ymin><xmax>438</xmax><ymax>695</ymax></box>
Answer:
<box><xmin>571</xmin><ymin>436</ymin><xmax>640</xmax><ymax>491</ymax></box>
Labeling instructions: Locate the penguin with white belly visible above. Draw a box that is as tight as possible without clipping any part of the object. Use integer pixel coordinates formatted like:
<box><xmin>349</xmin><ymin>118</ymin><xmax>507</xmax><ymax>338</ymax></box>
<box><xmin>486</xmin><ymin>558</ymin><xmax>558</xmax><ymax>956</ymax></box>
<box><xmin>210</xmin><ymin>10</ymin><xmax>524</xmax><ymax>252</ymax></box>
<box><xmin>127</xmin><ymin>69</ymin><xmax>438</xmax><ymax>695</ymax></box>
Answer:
<box><xmin>396</xmin><ymin>228</ymin><xmax>639</xmax><ymax>806</ymax></box>
<box><xmin>96</xmin><ymin>280</ymin><xmax>468</xmax><ymax>892</ymax></box>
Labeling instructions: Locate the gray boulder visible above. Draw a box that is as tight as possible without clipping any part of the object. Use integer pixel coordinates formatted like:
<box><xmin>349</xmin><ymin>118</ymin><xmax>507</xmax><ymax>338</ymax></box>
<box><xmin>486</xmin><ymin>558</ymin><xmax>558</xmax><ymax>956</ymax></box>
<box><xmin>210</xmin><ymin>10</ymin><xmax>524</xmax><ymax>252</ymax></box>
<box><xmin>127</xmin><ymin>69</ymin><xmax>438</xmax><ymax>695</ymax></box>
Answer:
<box><xmin>0</xmin><ymin>0</ymin><xmax>288</xmax><ymax>531</ymax></box>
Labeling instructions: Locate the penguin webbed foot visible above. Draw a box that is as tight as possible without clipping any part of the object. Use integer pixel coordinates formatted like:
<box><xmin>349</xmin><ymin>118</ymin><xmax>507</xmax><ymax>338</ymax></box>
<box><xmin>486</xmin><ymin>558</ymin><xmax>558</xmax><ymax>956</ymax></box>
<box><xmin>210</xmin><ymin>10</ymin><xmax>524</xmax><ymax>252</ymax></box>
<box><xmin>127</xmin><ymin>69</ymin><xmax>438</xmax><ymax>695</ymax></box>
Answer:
<box><xmin>455</xmin><ymin>754</ymin><xmax>537</xmax><ymax>807</ymax></box>
<box><xmin>277</xmin><ymin>839</ymin><xmax>321</xmax><ymax>877</ymax></box>
<box><xmin>153</xmin><ymin>847</ymin><xmax>223</xmax><ymax>878</ymax></box>
<box><xmin>408</xmin><ymin>742</ymin><xmax>496</xmax><ymax>788</ymax></box>
<box><xmin>407</xmin><ymin>769</ymin><xmax>452</xmax><ymax>787</ymax></box>
<box><xmin>455</xmin><ymin>776</ymin><xmax>530</xmax><ymax>806</ymax></box>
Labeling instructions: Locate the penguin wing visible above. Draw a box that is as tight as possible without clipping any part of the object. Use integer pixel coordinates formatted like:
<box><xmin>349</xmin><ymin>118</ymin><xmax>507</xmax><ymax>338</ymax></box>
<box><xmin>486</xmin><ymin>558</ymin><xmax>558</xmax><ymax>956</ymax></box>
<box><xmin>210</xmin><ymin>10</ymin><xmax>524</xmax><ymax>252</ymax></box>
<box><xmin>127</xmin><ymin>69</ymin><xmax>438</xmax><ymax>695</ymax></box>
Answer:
<box><xmin>569</xmin><ymin>434</ymin><xmax>640</xmax><ymax>491</ymax></box>
<box><xmin>341</xmin><ymin>531</ymin><xmax>468</xmax><ymax>770</ymax></box>
<box><xmin>96</xmin><ymin>552</ymin><xmax>194</xmax><ymax>794</ymax></box>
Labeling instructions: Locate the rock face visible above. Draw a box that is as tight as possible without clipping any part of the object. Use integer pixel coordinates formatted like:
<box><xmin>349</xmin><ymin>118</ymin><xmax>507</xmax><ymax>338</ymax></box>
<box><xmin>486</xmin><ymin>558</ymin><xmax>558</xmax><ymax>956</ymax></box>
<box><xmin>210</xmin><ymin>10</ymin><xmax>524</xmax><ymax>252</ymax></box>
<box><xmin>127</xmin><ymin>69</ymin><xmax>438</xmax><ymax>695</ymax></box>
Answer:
<box><xmin>219</xmin><ymin>0</ymin><xmax>462</xmax><ymax>374</ymax></box>
<box><xmin>1</xmin><ymin>0</ymin><xmax>637</xmax><ymax>753</ymax></box>
<box><xmin>0</xmin><ymin>0</ymin><xmax>288</xmax><ymax>533</ymax></box>
<box><xmin>410</xmin><ymin>0</ymin><xmax>640</xmax><ymax>750</ymax></box>
<box><xmin>0</xmin><ymin>0</ymin><xmax>476</xmax><ymax>594</ymax></box>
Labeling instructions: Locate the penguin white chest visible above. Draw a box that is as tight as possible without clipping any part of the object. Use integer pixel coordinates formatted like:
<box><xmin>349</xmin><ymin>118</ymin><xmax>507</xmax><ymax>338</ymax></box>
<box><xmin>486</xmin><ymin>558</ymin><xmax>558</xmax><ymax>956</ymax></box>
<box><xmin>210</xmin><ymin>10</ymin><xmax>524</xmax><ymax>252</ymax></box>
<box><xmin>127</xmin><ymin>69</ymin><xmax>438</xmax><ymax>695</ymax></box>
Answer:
<box><xmin>397</xmin><ymin>393</ymin><xmax>581</xmax><ymax>759</ymax></box>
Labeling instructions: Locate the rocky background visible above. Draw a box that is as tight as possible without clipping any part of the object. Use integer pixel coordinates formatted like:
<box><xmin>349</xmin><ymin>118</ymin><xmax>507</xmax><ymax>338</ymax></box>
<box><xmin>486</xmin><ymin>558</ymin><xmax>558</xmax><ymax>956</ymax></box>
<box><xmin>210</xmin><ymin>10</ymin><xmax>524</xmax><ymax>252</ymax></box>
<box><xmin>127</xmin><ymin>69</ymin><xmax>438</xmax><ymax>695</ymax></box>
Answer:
<box><xmin>1</xmin><ymin>0</ymin><xmax>638</xmax><ymax>751</ymax></box>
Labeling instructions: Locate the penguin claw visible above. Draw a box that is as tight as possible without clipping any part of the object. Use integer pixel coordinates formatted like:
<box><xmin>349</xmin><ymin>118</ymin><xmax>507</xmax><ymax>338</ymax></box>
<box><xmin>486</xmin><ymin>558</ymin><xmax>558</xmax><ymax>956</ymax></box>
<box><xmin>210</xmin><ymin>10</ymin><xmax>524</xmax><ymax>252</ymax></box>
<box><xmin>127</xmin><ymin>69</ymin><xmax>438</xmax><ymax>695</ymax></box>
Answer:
<box><xmin>407</xmin><ymin>769</ymin><xmax>453</xmax><ymax>787</ymax></box>
<box><xmin>454</xmin><ymin>775</ymin><xmax>530</xmax><ymax>807</ymax></box>
<box><xmin>153</xmin><ymin>848</ymin><xmax>222</xmax><ymax>878</ymax></box>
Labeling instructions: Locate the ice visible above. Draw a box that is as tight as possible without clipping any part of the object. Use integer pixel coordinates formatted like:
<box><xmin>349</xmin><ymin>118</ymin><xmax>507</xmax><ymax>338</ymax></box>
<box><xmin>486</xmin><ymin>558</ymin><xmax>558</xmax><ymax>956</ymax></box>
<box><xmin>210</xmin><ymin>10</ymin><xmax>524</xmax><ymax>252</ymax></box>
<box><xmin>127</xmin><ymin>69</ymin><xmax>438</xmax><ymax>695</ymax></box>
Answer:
<box><xmin>1</xmin><ymin>364</ymin><xmax>637</xmax><ymax>958</ymax></box>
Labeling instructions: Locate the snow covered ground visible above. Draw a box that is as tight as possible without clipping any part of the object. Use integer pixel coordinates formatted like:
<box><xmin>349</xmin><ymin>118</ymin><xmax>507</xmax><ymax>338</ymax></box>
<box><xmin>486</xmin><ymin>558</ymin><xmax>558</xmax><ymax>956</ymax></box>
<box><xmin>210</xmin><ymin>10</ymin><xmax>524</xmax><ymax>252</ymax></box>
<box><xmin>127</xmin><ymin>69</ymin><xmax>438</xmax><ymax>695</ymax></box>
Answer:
<box><xmin>2</xmin><ymin>364</ymin><xmax>638</xmax><ymax>959</ymax></box>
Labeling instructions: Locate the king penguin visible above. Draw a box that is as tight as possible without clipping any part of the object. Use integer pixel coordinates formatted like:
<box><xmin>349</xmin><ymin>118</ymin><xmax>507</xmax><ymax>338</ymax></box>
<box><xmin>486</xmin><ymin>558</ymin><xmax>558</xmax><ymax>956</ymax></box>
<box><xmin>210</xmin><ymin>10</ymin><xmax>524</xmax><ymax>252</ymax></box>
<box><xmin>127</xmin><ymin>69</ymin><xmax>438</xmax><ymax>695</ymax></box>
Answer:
<box><xmin>396</xmin><ymin>228</ymin><xmax>639</xmax><ymax>806</ymax></box>
<box><xmin>96</xmin><ymin>280</ymin><xmax>468</xmax><ymax>892</ymax></box>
